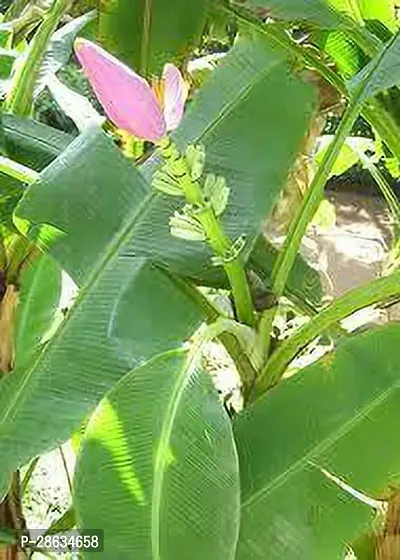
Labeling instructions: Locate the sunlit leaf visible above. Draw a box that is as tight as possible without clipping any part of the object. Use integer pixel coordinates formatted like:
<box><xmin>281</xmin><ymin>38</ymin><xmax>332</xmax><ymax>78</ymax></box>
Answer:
<box><xmin>75</xmin><ymin>350</ymin><xmax>240</xmax><ymax>559</ymax></box>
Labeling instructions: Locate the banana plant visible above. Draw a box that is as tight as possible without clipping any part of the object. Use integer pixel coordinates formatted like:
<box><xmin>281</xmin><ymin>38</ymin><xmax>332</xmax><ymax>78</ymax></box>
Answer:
<box><xmin>0</xmin><ymin>0</ymin><xmax>399</xmax><ymax>558</ymax></box>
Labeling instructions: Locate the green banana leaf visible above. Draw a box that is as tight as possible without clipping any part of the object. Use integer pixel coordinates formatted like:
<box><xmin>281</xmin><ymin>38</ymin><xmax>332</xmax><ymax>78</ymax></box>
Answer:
<box><xmin>243</xmin><ymin>0</ymin><xmax>395</xmax><ymax>36</ymax></box>
<box><xmin>16</xmin><ymin>33</ymin><xmax>316</xmax><ymax>289</ymax></box>
<box><xmin>0</xmin><ymin>128</ymin><xmax>205</xmax><ymax>497</ymax></box>
<box><xmin>74</xmin><ymin>349</ymin><xmax>240</xmax><ymax>559</ymax></box>
<box><xmin>357</xmin><ymin>0</ymin><xmax>397</xmax><ymax>33</ymax></box>
<box><xmin>97</xmin><ymin>0</ymin><xmax>209</xmax><ymax>75</ymax></box>
<box><xmin>234</xmin><ymin>324</ymin><xmax>400</xmax><ymax>559</ymax></box>
<box><xmin>136</xmin><ymin>33</ymin><xmax>316</xmax><ymax>285</ymax></box>
<box><xmin>0</xmin><ymin>173</ymin><xmax>23</xmax><ymax>232</ymax></box>
<box><xmin>243</xmin><ymin>0</ymin><xmax>341</xmax><ymax>27</ymax></box>
<box><xmin>0</xmin><ymin>114</ymin><xmax>73</xmax><ymax>170</ymax></box>
<box><xmin>0</xmin><ymin>115</ymin><xmax>73</xmax><ymax>224</ymax></box>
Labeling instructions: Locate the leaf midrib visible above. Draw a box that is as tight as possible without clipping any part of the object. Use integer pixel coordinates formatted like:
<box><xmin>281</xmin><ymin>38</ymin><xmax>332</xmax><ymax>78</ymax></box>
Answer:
<box><xmin>140</xmin><ymin>0</ymin><xmax>153</xmax><ymax>75</ymax></box>
<box><xmin>195</xmin><ymin>57</ymin><xmax>283</xmax><ymax>145</ymax></box>
<box><xmin>151</xmin><ymin>349</ymin><xmax>198</xmax><ymax>559</ymax></box>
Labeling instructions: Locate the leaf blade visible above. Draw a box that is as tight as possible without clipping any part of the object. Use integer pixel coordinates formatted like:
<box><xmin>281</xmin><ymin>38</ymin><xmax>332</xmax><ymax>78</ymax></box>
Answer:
<box><xmin>234</xmin><ymin>324</ymin><xmax>400</xmax><ymax>559</ymax></box>
<box><xmin>74</xmin><ymin>350</ymin><xmax>240</xmax><ymax>559</ymax></box>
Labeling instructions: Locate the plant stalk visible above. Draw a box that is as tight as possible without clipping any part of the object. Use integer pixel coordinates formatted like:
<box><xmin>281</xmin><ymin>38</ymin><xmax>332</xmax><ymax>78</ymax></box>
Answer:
<box><xmin>256</xmin><ymin>269</ymin><xmax>400</xmax><ymax>393</ymax></box>
<box><xmin>270</xmin><ymin>29</ymin><xmax>399</xmax><ymax>301</ymax></box>
<box><xmin>271</xmin><ymin>95</ymin><xmax>363</xmax><ymax>299</ymax></box>
<box><xmin>158</xmin><ymin>138</ymin><xmax>255</xmax><ymax>327</ymax></box>
<box><xmin>4</xmin><ymin>0</ymin><xmax>30</xmax><ymax>22</ymax></box>
<box><xmin>352</xmin><ymin>149</ymin><xmax>400</xmax><ymax>229</ymax></box>
<box><xmin>343</xmin><ymin>15</ymin><xmax>382</xmax><ymax>57</ymax></box>
<box><xmin>255</xmin><ymin>32</ymin><xmax>399</xmax><ymax>390</ymax></box>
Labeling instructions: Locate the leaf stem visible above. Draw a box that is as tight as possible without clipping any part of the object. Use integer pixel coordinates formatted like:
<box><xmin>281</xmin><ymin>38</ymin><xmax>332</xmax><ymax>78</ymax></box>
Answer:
<box><xmin>4</xmin><ymin>0</ymin><xmax>30</xmax><ymax>21</ymax></box>
<box><xmin>20</xmin><ymin>456</ymin><xmax>39</xmax><ymax>495</ymax></box>
<box><xmin>269</xmin><ymin>30</ymin><xmax>398</xmax><ymax>307</ymax></box>
<box><xmin>352</xmin><ymin>148</ymin><xmax>400</xmax><ymax>229</ymax></box>
<box><xmin>161</xmin><ymin>270</ymin><xmax>258</xmax><ymax>390</ymax></box>
<box><xmin>257</xmin><ymin>32</ymin><xmax>399</xmax><ymax>392</ymax></box>
<box><xmin>343</xmin><ymin>16</ymin><xmax>382</xmax><ymax>57</ymax></box>
<box><xmin>158</xmin><ymin>138</ymin><xmax>255</xmax><ymax>327</ymax></box>
<box><xmin>256</xmin><ymin>269</ymin><xmax>400</xmax><ymax>393</ymax></box>
<box><xmin>271</xmin><ymin>93</ymin><xmax>363</xmax><ymax>298</ymax></box>
<box><xmin>59</xmin><ymin>446</ymin><xmax>72</xmax><ymax>495</ymax></box>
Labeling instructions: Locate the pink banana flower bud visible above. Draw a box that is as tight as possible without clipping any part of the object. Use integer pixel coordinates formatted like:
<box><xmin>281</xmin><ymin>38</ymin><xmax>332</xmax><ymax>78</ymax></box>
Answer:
<box><xmin>74</xmin><ymin>39</ymin><xmax>188</xmax><ymax>142</ymax></box>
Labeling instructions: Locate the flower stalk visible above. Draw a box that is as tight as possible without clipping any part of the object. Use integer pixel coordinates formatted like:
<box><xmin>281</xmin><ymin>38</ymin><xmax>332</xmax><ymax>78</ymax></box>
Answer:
<box><xmin>157</xmin><ymin>138</ymin><xmax>255</xmax><ymax>327</ymax></box>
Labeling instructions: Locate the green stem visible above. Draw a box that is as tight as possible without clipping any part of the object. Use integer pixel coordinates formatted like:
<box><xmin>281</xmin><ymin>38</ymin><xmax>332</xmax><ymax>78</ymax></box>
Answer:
<box><xmin>363</xmin><ymin>101</ymin><xmax>400</xmax><ymax>162</ymax></box>
<box><xmin>5</xmin><ymin>0</ymin><xmax>70</xmax><ymax>116</ymax></box>
<box><xmin>271</xmin><ymin>95</ymin><xmax>363</xmax><ymax>299</ymax></box>
<box><xmin>198</xmin><ymin>209</ymin><xmax>255</xmax><ymax>326</ymax></box>
<box><xmin>257</xmin><ymin>33</ymin><xmax>398</xmax><ymax>390</ymax></box>
<box><xmin>0</xmin><ymin>156</ymin><xmax>39</xmax><ymax>184</ymax></box>
<box><xmin>256</xmin><ymin>269</ymin><xmax>400</xmax><ymax>393</ymax></box>
<box><xmin>59</xmin><ymin>446</ymin><xmax>72</xmax><ymax>495</ymax></box>
<box><xmin>163</xmin><ymin>270</ymin><xmax>258</xmax><ymax>390</ymax></box>
<box><xmin>158</xmin><ymin>138</ymin><xmax>255</xmax><ymax>327</ymax></box>
<box><xmin>20</xmin><ymin>457</ymin><xmax>39</xmax><ymax>495</ymax></box>
<box><xmin>270</xmin><ymin>27</ymin><xmax>399</xmax><ymax>300</ymax></box>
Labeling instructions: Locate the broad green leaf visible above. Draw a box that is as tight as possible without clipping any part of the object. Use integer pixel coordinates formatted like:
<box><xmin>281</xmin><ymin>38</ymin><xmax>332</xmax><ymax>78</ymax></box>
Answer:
<box><xmin>75</xmin><ymin>350</ymin><xmax>240</xmax><ymax>559</ymax></box>
<box><xmin>0</xmin><ymin>173</ymin><xmax>23</xmax><ymax>232</ymax></box>
<box><xmin>234</xmin><ymin>324</ymin><xmax>400</xmax><ymax>559</ymax></box>
<box><xmin>0</xmin><ymin>114</ymin><xmax>72</xmax><ymax>171</ymax></box>
<box><xmin>0</xmin><ymin>31</ymin><xmax>314</xmax><ymax>493</ymax></box>
<box><xmin>0</xmin><ymin>23</ymin><xmax>13</xmax><ymax>48</ymax></box>
<box><xmin>0</xmin><ymin>129</ymin><xmax>205</xmax><ymax>497</ymax></box>
<box><xmin>0</xmin><ymin>46</ymin><xmax>16</xmax><ymax>79</ymax></box>
<box><xmin>244</xmin><ymin>0</ymin><xmax>394</xmax><ymax>31</ymax></box>
<box><xmin>319</xmin><ymin>29</ymin><xmax>366</xmax><ymax>79</ymax></box>
<box><xmin>349</xmin><ymin>32</ymin><xmax>400</xmax><ymax>102</ymax></box>
<box><xmin>97</xmin><ymin>0</ymin><xmax>209</xmax><ymax>75</ymax></box>
<box><xmin>14</xmin><ymin>253</ymin><xmax>62</xmax><ymax>370</ymax></box>
<box><xmin>5</xmin><ymin>0</ymin><xmax>70</xmax><ymax>116</ymax></box>
<box><xmin>332</xmin><ymin>0</ymin><xmax>365</xmax><ymax>23</ymax></box>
